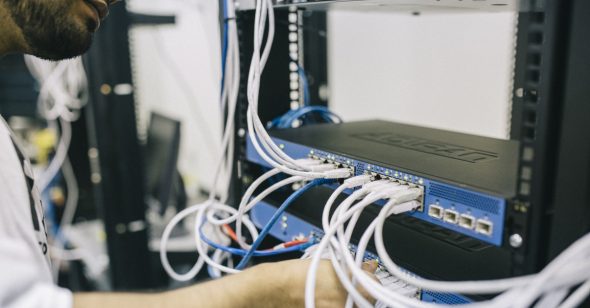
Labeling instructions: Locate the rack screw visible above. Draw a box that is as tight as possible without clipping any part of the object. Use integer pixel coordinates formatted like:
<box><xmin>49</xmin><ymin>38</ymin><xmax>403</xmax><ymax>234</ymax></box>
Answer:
<box><xmin>509</xmin><ymin>234</ymin><xmax>523</xmax><ymax>248</ymax></box>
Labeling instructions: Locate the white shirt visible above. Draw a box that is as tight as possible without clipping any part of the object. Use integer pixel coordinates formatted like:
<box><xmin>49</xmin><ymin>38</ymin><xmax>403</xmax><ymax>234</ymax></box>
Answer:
<box><xmin>0</xmin><ymin>116</ymin><xmax>72</xmax><ymax>308</ymax></box>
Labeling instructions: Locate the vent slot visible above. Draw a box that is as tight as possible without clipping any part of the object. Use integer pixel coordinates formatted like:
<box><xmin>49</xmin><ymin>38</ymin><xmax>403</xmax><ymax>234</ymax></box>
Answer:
<box><xmin>429</xmin><ymin>184</ymin><xmax>500</xmax><ymax>214</ymax></box>
<box><xmin>422</xmin><ymin>291</ymin><xmax>471</xmax><ymax>304</ymax></box>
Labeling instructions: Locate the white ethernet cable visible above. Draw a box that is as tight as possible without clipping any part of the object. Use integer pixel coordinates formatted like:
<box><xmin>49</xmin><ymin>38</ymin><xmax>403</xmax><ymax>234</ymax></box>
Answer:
<box><xmin>50</xmin><ymin>157</ymin><xmax>79</xmax><ymax>280</ymax></box>
<box><xmin>559</xmin><ymin>280</ymin><xmax>590</xmax><ymax>308</ymax></box>
<box><xmin>24</xmin><ymin>56</ymin><xmax>88</xmax><ymax>278</ymax></box>
<box><xmin>210</xmin><ymin>175</ymin><xmax>305</xmax><ymax>250</ymax></box>
<box><xmin>305</xmin><ymin>183</ymin><xmax>422</xmax><ymax>308</ymax></box>
<box><xmin>24</xmin><ymin>56</ymin><xmax>87</xmax><ymax>192</ymax></box>
<box><xmin>244</xmin><ymin>0</ymin><xmax>335</xmax><ymax>176</ymax></box>
<box><xmin>207</xmin><ymin>0</ymin><xmax>240</xmax><ymax>205</ymax></box>
<box><xmin>239</xmin><ymin>2</ymin><xmax>590</xmax><ymax>307</ymax></box>
<box><xmin>160</xmin><ymin>199</ymin><xmax>259</xmax><ymax>280</ymax></box>
<box><xmin>198</xmin><ymin>165</ymin><xmax>351</xmax><ymax>275</ymax></box>
<box><xmin>159</xmin><ymin>0</ymin><xmax>240</xmax><ymax>280</ymax></box>
<box><xmin>194</xmin><ymin>202</ymin><xmax>261</xmax><ymax>275</ymax></box>
<box><xmin>312</xmin><ymin>179</ymin><xmax>392</xmax><ymax>306</ymax></box>
<box><xmin>230</xmin><ymin>163</ymin><xmax>344</xmax><ymax>248</ymax></box>
<box><xmin>160</xmin><ymin>0</ymin><xmax>352</xmax><ymax>277</ymax></box>
<box><xmin>161</xmin><ymin>0</ymin><xmax>347</xmax><ymax>281</ymax></box>
<box><xmin>333</xmin><ymin>197</ymin><xmax>590</xmax><ymax>308</ymax></box>
<box><xmin>209</xmin><ymin>250</ymin><xmax>234</xmax><ymax>279</ymax></box>
<box><xmin>315</xmin><ymin>182</ymin><xmax>590</xmax><ymax>308</ymax></box>
<box><xmin>335</xmin><ymin>187</ymin><xmax>422</xmax><ymax>308</ymax></box>
<box><xmin>306</xmin><ymin>178</ymin><xmax>590</xmax><ymax>307</ymax></box>
<box><xmin>160</xmin><ymin>201</ymin><xmax>209</xmax><ymax>281</ymax></box>
<box><xmin>37</xmin><ymin>118</ymin><xmax>72</xmax><ymax>193</ymax></box>
<box><xmin>25</xmin><ymin>57</ymin><xmax>87</xmax><ymax>122</ymax></box>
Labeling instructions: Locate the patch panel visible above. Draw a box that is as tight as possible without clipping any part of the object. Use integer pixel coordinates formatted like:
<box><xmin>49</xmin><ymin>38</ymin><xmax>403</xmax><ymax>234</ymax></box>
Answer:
<box><xmin>247</xmin><ymin>136</ymin><xmax>508</xmax><ymax>246</ymax></box>
<box><xmin>249</xmin><ymin>200</ymin><xmax>473</xmax><ymax>305</ymax></box>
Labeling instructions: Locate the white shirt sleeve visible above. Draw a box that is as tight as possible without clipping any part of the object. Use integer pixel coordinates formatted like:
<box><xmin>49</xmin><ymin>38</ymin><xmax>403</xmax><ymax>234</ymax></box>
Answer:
<box><xmin>0</xmin><ymin>117</ymin><xmax>73</xmax><ymax>308</ymax></box>
<box><xmin>0</xmin><ymin>239</ymin><xmax>72</xmax><ymax>308</ymax></box>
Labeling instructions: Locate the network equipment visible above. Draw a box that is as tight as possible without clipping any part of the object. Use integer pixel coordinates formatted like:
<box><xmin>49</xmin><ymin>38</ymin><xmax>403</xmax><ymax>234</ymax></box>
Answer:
<box><xmin>250</xmin><ymin>199</ymin><xmax>473</xmax><ymax>305</ymax></box>
<box><xmin>145</xmin><ymin>112</ymin><xmax>186</xmax><ymax>216</ymax></box>
<box><xmin>246</xmin><ymin>120</ymin><xmax>519</xmax><ymax>246</ymax></box>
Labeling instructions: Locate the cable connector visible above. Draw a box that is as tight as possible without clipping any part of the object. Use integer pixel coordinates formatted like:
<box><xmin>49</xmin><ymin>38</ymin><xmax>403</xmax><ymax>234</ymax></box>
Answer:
<box><xmin>297</xmin><ymin>158</ymin><xmax>323</xmax><ymax>166</ymax></box>
<box><xmin>344</xmin><ymin>174</ymin><xmax>372</xmax><ymax>188</ymax></box>
<box><xmin>389</xmin><ymin>200</ymin><xmax>421</xmax><ymax>215</ymax></box>
<box><xmin>323</xmin><ymin>168</ymin><xmax>352</xmax><ymax>179</ymax></box>
<box><xmin>309</xmin><ymin>164</ymin><xmax>337</xmax><ymax>172</ymax></box>
<box><xmin>379</xmin><ymin>184</ymin><xmax>409</xmax><ymax>198</ymax></box>
<box><xmin>385</xmin><ymin>187</ymin><xmax>422</xmax><ymax>205</ymax></box>
<box><xmin>362</xmin><ymin>179</ymin><xmax>392</xmax><ymax>190</ymax></box>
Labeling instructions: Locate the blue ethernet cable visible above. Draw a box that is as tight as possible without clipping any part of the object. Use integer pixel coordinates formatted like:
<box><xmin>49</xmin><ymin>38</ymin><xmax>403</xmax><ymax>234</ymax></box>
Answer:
<box><xmin>269</xmin><ymin>106</ymin><xmax>342</xmax><ymax>129</ymax></box>
<box><xmin>199</xmin><ymin>223</ymin><xmax>312</xmax><ymax>257</ymax></box>
<box><xmin>280</xmin><ymin>106</ymin><xmax>342</xmax><ymax>128</ymax></box>
<box><xmin>236</xmin><ymin>178</ymin><xmax>336</xmax><ymax>269</ymax></box>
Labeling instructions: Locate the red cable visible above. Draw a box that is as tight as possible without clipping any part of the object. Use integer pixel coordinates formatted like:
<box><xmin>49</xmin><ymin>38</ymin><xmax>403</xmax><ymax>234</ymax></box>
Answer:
<box><xmin>222</xmin><ymin>224</ymin><xmax>239</xmax><ymax>243</ymax></box>
<box><xmin>223</xmin><ymin>224</ymin><xmax>308</xmax><ymax>250</ymax></box>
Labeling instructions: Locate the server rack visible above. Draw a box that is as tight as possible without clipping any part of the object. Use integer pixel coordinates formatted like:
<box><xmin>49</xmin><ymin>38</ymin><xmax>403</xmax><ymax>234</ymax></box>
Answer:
<box><xmin>83</xmin><ymin>2</ymin><xmax>176</xmax><ymax>289</ymax></box>
<box><xmin>233</xmin><ymin>0</ymin><xmax>590</xmax><ymax>287</ymax></box>
<box><xmin>84</xmin><ymin>3</ymin><xmax>153</xmax><ymax>289</ymax></box>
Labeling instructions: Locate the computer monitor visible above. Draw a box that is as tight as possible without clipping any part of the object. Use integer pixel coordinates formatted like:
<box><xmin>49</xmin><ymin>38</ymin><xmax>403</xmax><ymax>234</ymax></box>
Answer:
<box><xmin>145</xmin><ymin>112</ymin><xmax>185</xmax><ymax>215</ymax></box>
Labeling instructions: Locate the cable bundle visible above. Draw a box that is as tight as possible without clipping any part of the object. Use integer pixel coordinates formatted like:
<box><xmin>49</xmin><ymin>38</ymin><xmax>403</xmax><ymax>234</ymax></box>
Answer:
<box><xmin>24</xmin><ymin>56</ymin><xmax>87</xmax><ymax>192</ymax></box>
<box><xmin>159</xmin><ymin>2</ymin><xmax>590</xmax><ymax>308</ymax></box>
<box><xmin>304</xmin><ymin>175</ymin><xmax>590</xmax><ymax>308</ymax></box>
<box><xmin>159</xmin><ymin>0</ymin><xmax>352</xmax><ymax>281</ymax></box>
<box><xmin>24</xmin><ymin>56</ymin><xmax>88</xmax><ymax>279</ymax></box>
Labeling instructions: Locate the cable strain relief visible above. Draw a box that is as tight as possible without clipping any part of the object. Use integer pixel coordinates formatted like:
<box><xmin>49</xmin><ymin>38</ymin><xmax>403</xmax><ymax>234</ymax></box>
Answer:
<box><xmin>344</xmin><ymin>174</ymin><xmax>372</xmax><ymax>187</ymax></box>
<box><xmin>323</xmin><ymin>168</ymin><xmax>352</xmax><ymax>179</ymax></box>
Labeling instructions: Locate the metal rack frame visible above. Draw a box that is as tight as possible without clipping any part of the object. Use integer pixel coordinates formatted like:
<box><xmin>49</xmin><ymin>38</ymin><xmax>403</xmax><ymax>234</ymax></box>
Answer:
<box><xmin>233</xmin><ymin>0</ymin><xmax>590</xmax><ymax>284</ymax></box>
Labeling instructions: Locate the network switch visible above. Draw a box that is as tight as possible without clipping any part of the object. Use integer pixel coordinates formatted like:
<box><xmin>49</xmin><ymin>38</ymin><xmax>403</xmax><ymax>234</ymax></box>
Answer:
<box><xmin>249</xmin><ymin>200</ymin><xmax>473</xmax><ymax>305</ymax></box>
<box><xmin>245</xmin><ymin>120</ymin><xmax>519</xmax><ymax>246</ymax></box>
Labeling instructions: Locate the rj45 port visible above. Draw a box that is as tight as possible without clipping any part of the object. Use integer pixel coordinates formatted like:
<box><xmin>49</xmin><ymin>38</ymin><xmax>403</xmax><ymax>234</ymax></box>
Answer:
<box><xmin>443</xmin><ymin>209</ymin><xmax>459</xmax><ymax>224</ymax></box>
<box><xmin>428</xmin><ymin>204</ymin><xmax>443</xmax><ymax>219</ymax></box>
<box><xmin>459</xmin><ymin>214</ymin><xmax>476</xmax><ymax>230</ymax></box>
<box><xmin>476</xmin><ymin>219</ymin><xmax>493</xmax><ymax>236</ymax></box>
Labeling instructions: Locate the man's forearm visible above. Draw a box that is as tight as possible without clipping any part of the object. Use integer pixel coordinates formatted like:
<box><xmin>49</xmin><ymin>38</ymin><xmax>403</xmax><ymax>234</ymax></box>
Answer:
<box><xmin>73</xmin><ymin>263</ymin><xmax>282</xmax><ymax>308</ymax></box>
<box><xmin>73</xmin><ymin>259</ymin><xmax>375</xmax><ymax>308</ymax></box>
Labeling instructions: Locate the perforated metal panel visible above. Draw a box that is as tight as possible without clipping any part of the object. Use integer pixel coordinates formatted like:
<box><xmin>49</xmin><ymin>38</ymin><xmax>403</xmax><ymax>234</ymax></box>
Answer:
<box><xmin>421</xmin><ymin>291</ymin><xmax>471</xmax><ymax>304</ymax></box>
<box><xmin>429</xmin><ymin>183</ymin><xmax>500</xmax><ymax>215</ymax></box>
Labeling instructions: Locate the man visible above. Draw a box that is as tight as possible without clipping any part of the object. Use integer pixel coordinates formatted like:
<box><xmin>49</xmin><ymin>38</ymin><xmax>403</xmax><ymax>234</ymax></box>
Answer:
<box><xmin>0</xmin><ymin>0</ymin><xmax>376</xmax><ymax>307</ymax></box>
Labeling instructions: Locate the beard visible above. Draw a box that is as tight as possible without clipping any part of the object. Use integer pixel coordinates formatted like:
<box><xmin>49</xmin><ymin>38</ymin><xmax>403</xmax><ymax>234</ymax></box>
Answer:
<box><xmin>3</xmin><ymin>0</ymin><xmax>95</xmax><ymax>60</ymax></box>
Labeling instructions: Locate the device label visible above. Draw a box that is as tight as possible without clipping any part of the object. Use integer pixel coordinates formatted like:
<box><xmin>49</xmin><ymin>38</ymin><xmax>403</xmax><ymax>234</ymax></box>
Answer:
<box><xmin>352</xmin><ymin>132</ymin><xmax>498</xmax><ymax>163</ymax></box>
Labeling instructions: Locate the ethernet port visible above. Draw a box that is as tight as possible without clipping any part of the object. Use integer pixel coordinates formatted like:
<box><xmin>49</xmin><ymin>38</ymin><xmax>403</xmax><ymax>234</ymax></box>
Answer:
<box><xmin>459</xmin><ymin>214</ymin><xmax>475</xmax><ymax>229</ymax></box>
<box><xmin>428</xmin><ymin>204</ymin><xmax>443</xmax><ymax>219</ymax></box>
<box><xmin>476</xmin><ymin>219</ymin><xmax>493</xmax><ymax>236</ymax></box>
<box><xmin>416</xmin><ymin>185</ymin><xmax>425</xmax><ymax>212</ymax></box>
<box><xmin>443</xmin><ymin>209</ymin><xmax>459</xmax><ymax>224</ymax></box>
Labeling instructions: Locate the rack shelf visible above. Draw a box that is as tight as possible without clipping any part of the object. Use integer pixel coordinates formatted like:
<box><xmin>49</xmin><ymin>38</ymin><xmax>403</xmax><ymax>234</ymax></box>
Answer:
<box><xmin>237</xmin><ymin>0</ymin><xmax>527</xmax><ymax>12</ymax></box>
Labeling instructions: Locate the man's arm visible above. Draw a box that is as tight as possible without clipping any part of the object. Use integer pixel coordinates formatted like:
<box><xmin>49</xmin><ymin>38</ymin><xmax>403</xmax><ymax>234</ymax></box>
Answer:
<box><xmin>74</xmin><ymin>262</ymin><xmax>268</xmax><ymax>308</ymax></box>
<box><xmin>74</xmin><ymin>259</ymin><xmax>377</xmax><ymax>308</ymax></box>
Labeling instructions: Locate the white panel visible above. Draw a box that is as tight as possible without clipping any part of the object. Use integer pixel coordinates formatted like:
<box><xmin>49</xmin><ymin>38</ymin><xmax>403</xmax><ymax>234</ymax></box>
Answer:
<box><xmin>128</xmin><ymin>0</ymin><xmax>222</xmax><ymax>197</ymax></box>
<box><xmin>328</xmin><ymin>10</ymin><xmax>516</xmax><ymax>139</ymax></box>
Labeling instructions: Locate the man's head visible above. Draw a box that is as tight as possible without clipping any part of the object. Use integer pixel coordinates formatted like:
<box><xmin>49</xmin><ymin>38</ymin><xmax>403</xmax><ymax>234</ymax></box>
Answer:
<box><xmin>0</xmin><ymin>0</ymin><xmax>114</xmax><ymax>60</ymax></box>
